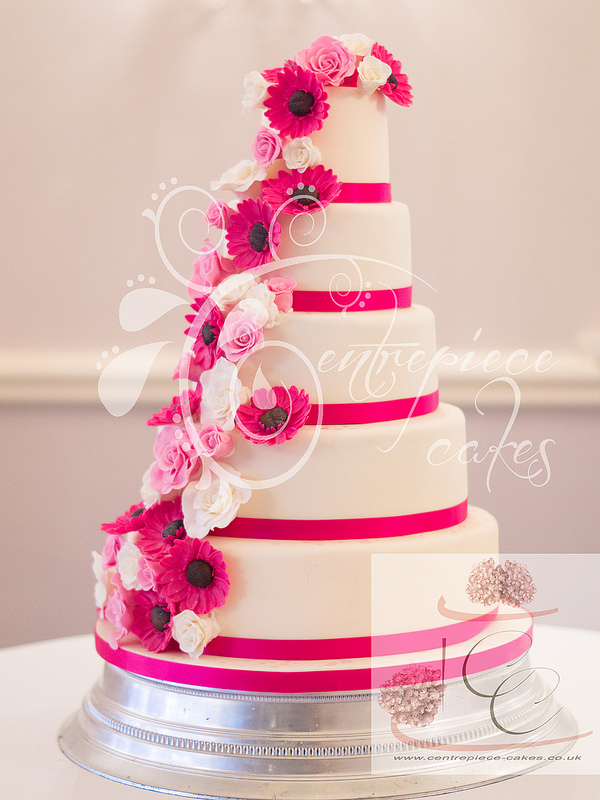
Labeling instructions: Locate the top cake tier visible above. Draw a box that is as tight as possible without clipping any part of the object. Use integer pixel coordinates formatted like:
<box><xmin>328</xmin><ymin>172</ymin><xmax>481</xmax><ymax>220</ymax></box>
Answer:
<box><xmin>210</xmin><ymin>88</ymin><xmax>411</xmax><ymax>297</ymax></box>
<box><xmin>264</xmin><ymin>86</ymin><xmax>390</xmax><ymax>184</ymax></box>
<box><xmin>206</xmin><ymin>44</ymin><xmax>414</xmax><ymax>301</ymax></box>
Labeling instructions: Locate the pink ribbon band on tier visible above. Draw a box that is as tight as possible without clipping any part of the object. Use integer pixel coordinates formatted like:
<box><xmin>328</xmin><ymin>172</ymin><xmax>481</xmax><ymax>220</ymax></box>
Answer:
<box><xmin>95</xmin><ymin>614</ymin><xmax>531</xmax><ymax>693</ymax></box>
<box><xmin>210</xmin><ymin>499</ymin><xmax>468</xmax><ymax>541</ymax></box>
<box><xmin>333</xmin><ymin>182</ymin><xmax>393</xmax><ymax>203</ymax></box>
<box><xmin>292</xmin><ymin>285</ymin><xmax>412</xmax><ymax>312</ymax></box>
<box><xmin>201</xmin><ymin>608</ymin><xmax>498</xmax><ymax>660</ymax></box>
<box><xmin>305</xmin><ymin>389</ymin><xmax>438</xmax><ymax>425</ymax></box>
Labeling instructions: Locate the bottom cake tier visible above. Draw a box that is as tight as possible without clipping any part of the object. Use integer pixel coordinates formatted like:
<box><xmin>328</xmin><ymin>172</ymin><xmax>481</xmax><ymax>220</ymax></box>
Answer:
<box><xmin>60</xmin><ymin>609</ymin><xmax>578</xmax><ymax>799</ymax></box>
<box><xmin>93</xmin><ymin>609</ymin><xmax>531</xmax><ymax>693</ymax></box>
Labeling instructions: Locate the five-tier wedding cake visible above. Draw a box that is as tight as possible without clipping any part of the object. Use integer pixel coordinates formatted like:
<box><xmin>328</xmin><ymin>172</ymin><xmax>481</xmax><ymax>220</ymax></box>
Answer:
<box><xmin>60</xmin><ymin>34</ymin><xmax>574</xmax><ymax>799</ymax></box>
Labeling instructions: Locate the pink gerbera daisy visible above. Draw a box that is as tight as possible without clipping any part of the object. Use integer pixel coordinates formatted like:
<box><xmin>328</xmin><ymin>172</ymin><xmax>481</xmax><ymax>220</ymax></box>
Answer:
<box><xmin>261</xmin><ymin>60</ymin><xmax>295</xmax><ymax>83</ymax></box>
<box><xmin>137</xmin><ymin>497</ymin><xmax>187</xmax><ymax>562</ymax></box>
<box><xmin>183</xmin><ymin>296</ymin><xmax>224</xmax><ymax>372</ymax></box>
<box><xmin>131</xmin><ymin>589</ymin><xmax>173</xmax><ymax>653</ymax></box>
<box><xmin>101</xmin><ymin>502</ymin><xmax>145</xmax><ymax>535</ymax></box>
<box><xmin>370</xmin><ymin>43</ymin><xmax>413</xmax><ymax>106</ymax></box>
<box><xmin>146</xmin><ymin>387</ymin><xmax>202</xmax><ymax>427</ymax></box>
<box><xmin>236</xmin><ymin>385</ymin><xmax>311</xmax><ymax>445</ymax></box>
<box><xmin>263</xmin><ymin>64</ymin><xmax>329</xmax><ymax>139</ymax></box>
<box><xmin>225</xmin><ymin>197</ymin><xmax>281</xmax><ymax>271</ymax></box>
<box><xmin>155</xmin><ymin>537</ymin><xmax>230</xmax><ymax>615</ymax></box>
<box><xmin>262</xmin><ymin>165</ymin><xmax>342</xmax><ymax>215</ymax></box>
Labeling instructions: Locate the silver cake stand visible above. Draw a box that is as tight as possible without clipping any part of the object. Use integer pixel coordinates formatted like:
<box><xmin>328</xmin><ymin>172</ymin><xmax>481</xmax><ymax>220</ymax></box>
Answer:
<box><xmin>58</xmin><ymin>654</ymin><xmax>579</xmax><ymax>799</ymax></box>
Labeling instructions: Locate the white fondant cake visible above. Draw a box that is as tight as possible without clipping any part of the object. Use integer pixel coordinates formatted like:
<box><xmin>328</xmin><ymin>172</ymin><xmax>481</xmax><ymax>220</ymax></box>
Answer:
<box><xmin>59</xmin><ymin>37</ymin><xmax>580</xmax><ymax>800</ymax></box>
<box><xmin>92</xmin><ymin>33</ymin><xmax>531</xmax><ymax>706</ymax></box>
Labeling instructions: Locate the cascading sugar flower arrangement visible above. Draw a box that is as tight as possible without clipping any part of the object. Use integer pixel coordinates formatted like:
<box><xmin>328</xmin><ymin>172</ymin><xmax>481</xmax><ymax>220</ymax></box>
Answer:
<box><xmin>93</xmin><ymin>33</ymin><xmax>413</xmax><ymax>660</ymax></box>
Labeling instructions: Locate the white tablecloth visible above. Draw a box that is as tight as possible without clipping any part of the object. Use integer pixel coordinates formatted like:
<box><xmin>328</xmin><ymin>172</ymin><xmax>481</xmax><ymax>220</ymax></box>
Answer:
<box><xmin>1</xmin><ymin>625</ymin><xmax>598</xmax><ymax>798</ymax></box>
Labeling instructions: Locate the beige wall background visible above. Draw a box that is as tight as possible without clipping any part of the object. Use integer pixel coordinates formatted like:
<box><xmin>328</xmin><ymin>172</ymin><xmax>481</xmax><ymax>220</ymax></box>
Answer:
<box><xmin>1</xmin><ymin>0</ymin><xmax>599</xmax><ymax>647</ymax></box>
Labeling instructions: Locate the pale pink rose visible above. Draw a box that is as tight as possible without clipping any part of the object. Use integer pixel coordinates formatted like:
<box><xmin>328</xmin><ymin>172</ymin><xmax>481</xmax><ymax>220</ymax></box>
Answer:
<box><xmin>198</xmin><ymin>423</ymin><xmax>235</xmax><ymax>458</ymax></box>
<box><xmin>205</xmin><ymin>200</ymin><xmax>232</xmax><ymax>230</ymax></box>
<box><xmin>187</xmin><ymin>240</ymin><xmax>225</xmax><ymax>298</ymax></box>
<box><xmin>252</xmin><ymin>387</ymin><xmax>277</xmax><ymax>409</ymax></box>
<box><xmin>149</xmin><ymin>426</ymin><xmax>201</xmax><ymax>495</ymax></box>
<box><xmin>265</xmin><ymin>276</ymin><xmax>296</xmax><ymax>312</ymax></box>
<box><xmin>137</xmin><ymin>556</ymin><xmax>155</xmax><ymax>591</ymax></box>
<box><xmin>105</xmin><ymin>587</ymin><xmax>133</xmax><ymax>649</ymax></box>
<box><xmin>101</xmin><ymin>534</ymin><xmax>124</xmax><ymax>571</ymax></box>
<box><xmin>295</xmin><ymin>35</ymin><xmax>356</xmax><ymax>86</ymax></box>
<box><xmin>218</xmin><ymin>310</ymin><xmax>264</xmax><ymax>362</ymax></box>
<box><xmin>250</xmin><ymin>126</ymin><xmax>282</xmax><ymax>169</ymax></box>
<box><xmin>172</xmin><ymin>351</ymin><xmax>203</xmax><ymax>383</ymax></box>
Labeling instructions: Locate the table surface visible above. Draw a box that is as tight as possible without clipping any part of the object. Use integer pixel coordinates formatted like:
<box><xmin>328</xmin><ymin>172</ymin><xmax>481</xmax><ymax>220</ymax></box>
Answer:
<box><xmin>1</xmin><ymin>625</ymin><xmax>598</xmax><ymax>799</ymax></box>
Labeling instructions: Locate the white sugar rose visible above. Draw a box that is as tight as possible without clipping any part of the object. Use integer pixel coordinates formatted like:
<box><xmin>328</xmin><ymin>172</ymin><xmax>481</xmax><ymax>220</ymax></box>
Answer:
<box><xmin>172</xmin><ymin>609</ymin><xmax>221</xmax><ymax>658</ymax></box>
<box><xmin>211</xmin><ymin>160</ymin><xmax>266</xmax><ymax>193</ymax></box>
<box><xmin>211</xmin><ymin>272</ymin><xmax>257</xmax><ymax>311</ymax></box>
<box><xmin>282</xmin><ymin>136</ymin><xmax>321</xmax><ymax>173</ymax></box>
<box><xmin>200</xmin><ymin>358</ymin><xmax>245</xmax><ymax>431</ymax></box>
<box><xmin>241</xmin><ymin>70</ymin><xmax>269</xmax><ymax>112</ymax></box>
<box><xmin>357</xmin><ymin>55</ymin><xmax>392</xmax><ymax>96</ymax></box>
<box><xmin>92</xmin><ymin>551</ymin><xmax>108</xmax><ymax>614</ymax></box>
<box><xmin>238</xmin><ymin>283</ymin><xmax>281</xmax><ymax>328</ymax></box>
<box><xmin>338</xmin><ymin>33</ymin><xmax>375</xmax><ymax>56</ymax></box>
<box><xmin>140</xmin><ymin>465</ymin><xmax>160</xmax><ymax>507</ymax></box>
<box><xmin>183</xmin><ymin>468</ymin><xmax>252</xmax><ymax>538</ymax></box>
<box><xmin>116</xmin><ymin>541</ymin><xmax>144</xmax><ymax>591</ymax></box>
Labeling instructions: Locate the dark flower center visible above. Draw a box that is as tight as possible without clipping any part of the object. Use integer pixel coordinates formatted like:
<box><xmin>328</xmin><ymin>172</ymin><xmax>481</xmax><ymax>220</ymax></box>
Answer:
<box><xmin>150</xmin><ymin>605</ymin><xmax>171</xmax><ymax>633</ymax></box>
<box><xmin>162</xmin><ymin>519</ymin><xmax>184</xmax><ymax>539</ymax></box>
<box><xmin>288</xmin><ymin>90</ymin><xmax>315</xmax><ymax>117</ymax></box>
<box><xmin>130</xmin><ymin>507</ymin><xmax>144</xmax><ymax>518</ymax></box>
<box><xmin>291</xmin><ymin>185</ymin><xmax>320</xmax><ymax>206</ymax></box>
<box><xmin>249</xmin><ymin>222</ymin><xmax>269</xmax><ymax>252</ymax></box>
<box><xmin>186</xmin><ymin>558</ymin><xmax>214</xmax><ymax>588</ymax></box>
<box><xmin>259</xmin><ymin>406</ymin><xmax>288</xmax><ymax>430</ymax></box>
<box><xmin>387</xmin><ymin>73</ymin><xmax>398</xmax><ymax>89</ymax></box>
<box><xmin>201</xmin><ymin>322</ymin><xmax>218</xmax><ymax>346</ymax></box>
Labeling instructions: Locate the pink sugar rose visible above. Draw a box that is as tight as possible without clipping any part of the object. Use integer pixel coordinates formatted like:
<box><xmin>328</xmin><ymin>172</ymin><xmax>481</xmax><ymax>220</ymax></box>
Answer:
<box><xmin>205</xmin><ymin>199</ymin><xmax>232</xmax><ymax>230</ymax></box>
<box><xmin>265</xmin><ymin>276</ymin><xmax>296</xmax><ymax>312</ymax></box>
<box><xmin>198</xmin><ymin>423</ymin><xmax>235</xmax><ymax>458</ymax></box>
<box><xmin>250</xmin><ymin>126</ymin><xmax>282</xmax><ymax>169</ymax></box>
<box><xmin>217</xmin><ymin>309</ymin><xmax>264</xmax><ymax>362</ymax></box>
<box><xmin>187</xmin><ymin>239</ymin><xmax>226</xmax><ymax>298</ymax></box>
<box><xmin>172</xmin><ymin>351</ymin><xmax>203</xmax><ymax>383</ymax></box>
<box><xmin>149</xmin><ymin>425</ymin><xmax>201</xmax><ymax>495</ymax></box>
<box><xmin>136</xmin><ymin>555</ymin><xmax>155</xmax><ymax>591</ymax></box>
<box><xmin>295</xmin><ymin>35</ymin><xmax>356</xmax><ymax>86</ymax></box>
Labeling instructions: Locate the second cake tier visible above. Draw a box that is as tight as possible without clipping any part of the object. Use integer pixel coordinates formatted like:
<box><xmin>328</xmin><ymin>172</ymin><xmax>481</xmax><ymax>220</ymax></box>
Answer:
<box><xmin>224</xmin><ymin>402</ymin><xmax>468</xmax><ymax>524</ymax></box>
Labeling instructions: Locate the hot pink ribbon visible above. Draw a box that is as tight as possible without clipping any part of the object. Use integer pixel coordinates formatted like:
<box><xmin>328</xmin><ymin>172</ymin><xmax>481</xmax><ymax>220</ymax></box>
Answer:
<box><xmin>201</xmin><ymin>608</ymin><xmax>498</xmax><ymax>660</ymax></box>
<box><xmin>292</xmin><ymin>285</ymin><xmax>412</xmax><ymax>312</ymax></box>
<box><xmin>211</xmin><ymin>499</ymin><xmax>468</xmax><ymax>541</ymax></box>
<box><xmin>96</xmin><ymin>615</ymin><xmax>532</xmax><ymax>693</ymax></box>
<box><xmin>305</xmin><ymin>389</ymin><xmax>438</xmax><ymax>425</ymax></box>
<box><xmin>333</xmin><ymin>182</ymin><xmax>392</xmax><ymax>203</ymax></box>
